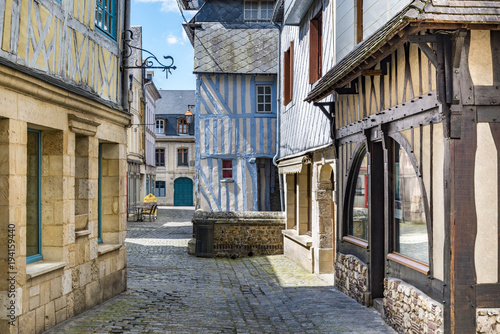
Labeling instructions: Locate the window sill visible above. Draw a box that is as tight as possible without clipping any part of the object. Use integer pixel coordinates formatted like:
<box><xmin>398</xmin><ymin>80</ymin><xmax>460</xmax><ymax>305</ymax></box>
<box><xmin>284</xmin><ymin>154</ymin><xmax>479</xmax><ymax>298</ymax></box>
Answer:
<box><xmin>282</xmin><ymin>229</ymin><xmax>312</xmax><ymax>248</ymax></box>
<box><xmin>343</xmin><ymin>235</ymin><xmax>369</xmax><ymax>249</ymax></box>
<box><xmin>26</xmin><ymin>261</ymin><xmax>67</xmax><ymax>280</ymax></box>
<box><xmin>75</xmin><ymin>229</ymin><xmax>91</xmax><ymax>238</ymax></box>
<box><xmin>97</xmin><ymin>244</ymin><xmax>122</xmax><ymax>256</ymax></box>
<box><xmin>387</xmin><ymin>253</ymin><xmax>429</xmax><ymax>275</ymax></box>
<box><xmin>220</xmin><ymin>178</ymin><xmax>234</xmax><ymax>183</ymax></box>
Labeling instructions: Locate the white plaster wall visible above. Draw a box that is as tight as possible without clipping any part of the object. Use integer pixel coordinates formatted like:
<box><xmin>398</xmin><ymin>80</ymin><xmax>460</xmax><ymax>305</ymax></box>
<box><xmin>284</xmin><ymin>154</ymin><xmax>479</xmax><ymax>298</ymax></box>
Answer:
<box><xmin>475</xmin><ymin>123</ymin><xmax>498</xmax><ymax>283</ymax></box>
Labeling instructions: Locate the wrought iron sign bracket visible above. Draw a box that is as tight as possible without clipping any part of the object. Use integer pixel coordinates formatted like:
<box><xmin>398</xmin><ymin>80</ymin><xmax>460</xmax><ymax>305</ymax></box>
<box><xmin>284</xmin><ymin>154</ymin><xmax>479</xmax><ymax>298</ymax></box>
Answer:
<box><xmin>122</xmin><ymin>29</ymin><xmax>176</xmax><ymax>78</ymax></box>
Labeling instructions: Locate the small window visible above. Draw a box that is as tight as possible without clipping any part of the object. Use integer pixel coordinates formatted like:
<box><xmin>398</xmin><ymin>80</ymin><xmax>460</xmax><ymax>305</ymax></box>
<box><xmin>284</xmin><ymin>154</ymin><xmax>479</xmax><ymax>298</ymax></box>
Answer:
<box><xmin>257</xmin><ymin>85</ymin><xmax>272</xmax><ymax>113</ymax></box>
<box><xmin>156</xmin><ymin>148</ymin><xmax>165</xmax><ymax>167</ymax></box>
<box><xmin>222</xmin><ymin>160</ymin><xmax>233</xmax><ymax>179</ymax></box>
<box><xmin>392</xmin><ymin>141</ymin><xmax>428</xmax><ymax>264</ymax></box>
<box><xmin>95</xmin><ymin>0</ymin><xmax>116</xmax><ymax>39</ymax></box>
<box><xmin>284</xmin><ymin>41</ymin><xmax>294</xmax><ymax>106</ymax></box>
<box><xmin>309</xmin><ymin>11</ymin><xmax>323</xmax><ymax>84</ymax></box>
<box><xmin>346</xmin><ymin>147</ymin><xmax>368</xmax><ymax>241</ymax></box>
<box><xmin>155</xmin><ymin>181</ymin><xmax>166</xmax><ymax>197</ymax></box>
<box><xmin>244</xmin><ymin>0</ymin><xmax>275</xmax><ymax>21</ymax></box>
<box><xmin>178</xmin><ymin>118</ymin><xmax>188</xmax><ymax>134</ymax></box>
<box><xmin>178</xmin><ymin>148</ymin><xmax>188</xmax><ymax>166</ymax></box>
<box><xmin>155</xmin><ymin>119</ymin><xmax>164</xmax><ymax>134</ymax></box>
<box><xmin>27</xmin><ymin>129</ymin><xmax>42</xmax><ymax>263</ymax></box>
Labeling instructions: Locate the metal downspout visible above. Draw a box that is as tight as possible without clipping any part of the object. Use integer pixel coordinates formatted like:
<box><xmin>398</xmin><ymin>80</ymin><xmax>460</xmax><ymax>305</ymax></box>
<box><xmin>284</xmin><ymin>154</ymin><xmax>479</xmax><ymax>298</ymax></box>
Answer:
<box><xmin>122</xmin><ymin>0</ymin><xmax>131</xmax><ymax>113</ymax></box>
<box><xmin>271</xmin><ymin>17</ymin><xmax>284</xmax><ymax>212</ymax></box>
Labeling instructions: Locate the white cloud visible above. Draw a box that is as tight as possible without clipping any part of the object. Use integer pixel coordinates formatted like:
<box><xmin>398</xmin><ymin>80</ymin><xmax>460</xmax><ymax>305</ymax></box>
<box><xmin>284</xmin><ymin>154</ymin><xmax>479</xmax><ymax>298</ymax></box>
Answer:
<box><xmin>166</xmin><ymin>34</ymin><xmax>182</xmax><ymax>45</ymax></box>
<box><xmin>134</xmin><ymin>0</ymin><xmax>179</xmax><ymax>13</ymax></box>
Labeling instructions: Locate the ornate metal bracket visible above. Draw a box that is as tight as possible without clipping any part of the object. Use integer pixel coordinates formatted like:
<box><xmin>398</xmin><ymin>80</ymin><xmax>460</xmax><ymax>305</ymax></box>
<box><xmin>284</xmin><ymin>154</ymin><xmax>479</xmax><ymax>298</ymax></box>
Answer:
<box><xmin>122</xmin><ymin>29</ymin><xmax>176</xmax><ymax>78</ymax></box>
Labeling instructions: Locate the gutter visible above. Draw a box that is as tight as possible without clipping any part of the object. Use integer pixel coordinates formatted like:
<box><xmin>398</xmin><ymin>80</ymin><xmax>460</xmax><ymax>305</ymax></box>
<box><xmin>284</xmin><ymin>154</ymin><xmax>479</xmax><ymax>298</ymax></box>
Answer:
<box><xmin>271</xmin><ymin>0</ymin><xmax>285</xmax><ymax>212</ymax></box>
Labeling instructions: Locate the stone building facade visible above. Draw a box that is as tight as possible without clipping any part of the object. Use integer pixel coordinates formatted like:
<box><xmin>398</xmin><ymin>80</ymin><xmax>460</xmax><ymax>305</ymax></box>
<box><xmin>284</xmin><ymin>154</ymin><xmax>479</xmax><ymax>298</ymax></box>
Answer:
<box><xmin>0</xmin><ymin>0</ymin><xmax>131</xmax><ymax>333</ymax></box>
<box><xmin>154</xmin><ymin>90</ymin><xmax>196</xmax><ymax>206</ymax></box>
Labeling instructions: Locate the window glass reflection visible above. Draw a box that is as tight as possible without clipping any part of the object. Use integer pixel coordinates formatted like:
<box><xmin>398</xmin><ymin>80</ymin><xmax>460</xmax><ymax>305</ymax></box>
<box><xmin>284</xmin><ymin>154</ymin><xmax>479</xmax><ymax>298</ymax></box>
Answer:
<box><xmin>349</xmin><ymin>152</ymin><xmax>368</xmax><ymax>240</ymax></box>
<box><xmin>394</xmin><ymin>142</ymin><xmax>428</xmax><ymax>263</ymax></box>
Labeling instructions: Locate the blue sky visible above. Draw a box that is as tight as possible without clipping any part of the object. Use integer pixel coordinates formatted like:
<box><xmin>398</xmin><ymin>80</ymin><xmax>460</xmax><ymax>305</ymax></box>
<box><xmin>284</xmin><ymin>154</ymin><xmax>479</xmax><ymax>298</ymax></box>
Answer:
<box><xmin>131</xmin><ymin>0</ymin><xmax>196</xmax><ymax>91</ymax></box>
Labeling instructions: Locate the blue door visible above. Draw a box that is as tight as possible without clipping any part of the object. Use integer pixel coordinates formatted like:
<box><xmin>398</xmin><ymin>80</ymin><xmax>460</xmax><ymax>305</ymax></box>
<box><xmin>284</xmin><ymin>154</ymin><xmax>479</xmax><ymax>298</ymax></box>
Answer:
<box><xmin>174</xmin><ymin>178</ymin><xmax>193</xmax><ymax>206</ymax></box>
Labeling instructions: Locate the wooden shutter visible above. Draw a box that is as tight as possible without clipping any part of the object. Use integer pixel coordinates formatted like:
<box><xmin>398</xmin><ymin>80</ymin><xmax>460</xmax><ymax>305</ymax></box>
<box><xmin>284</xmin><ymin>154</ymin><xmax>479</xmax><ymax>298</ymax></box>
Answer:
<box><xmin>309</xmin><ymin>18</ymin><xmax>319</xmax><ymax>84</ymax></box>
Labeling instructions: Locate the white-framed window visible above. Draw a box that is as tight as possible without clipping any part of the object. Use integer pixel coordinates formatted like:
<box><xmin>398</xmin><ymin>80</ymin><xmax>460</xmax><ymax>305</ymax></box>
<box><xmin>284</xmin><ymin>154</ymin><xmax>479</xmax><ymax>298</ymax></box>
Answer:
<box><xmin>256</xmin><ymin>85</ymin><xmax>272</xmax><ymax>113</ymax></box>
<box><xmin>156</xmin><ymin>119</ymin><xmax>164</xmax><ymax>134</ymax></box>
<box><xmin>244</xmin><ymin>0</ymin><xmax>275</xmax><ymax>21</ymax></box>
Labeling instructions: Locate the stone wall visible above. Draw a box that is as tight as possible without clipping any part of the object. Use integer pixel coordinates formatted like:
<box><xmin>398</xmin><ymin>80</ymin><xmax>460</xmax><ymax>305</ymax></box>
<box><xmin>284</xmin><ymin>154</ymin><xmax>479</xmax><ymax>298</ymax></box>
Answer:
<box><xmin>335</xmin><ymin>253</ymin><xmax>370</xmax><ymax>305</ymax></box>
<box><xmin>193</xmin><ymin>211</ymin><xmax>286</xmax><ymax>258</ymax></box>
<box><xmin>477</xmin><ymin>308</ymin><xmax>500</xmax><ymax>333</ymax></box>
<box><xmin>0</xmin><ymin>69</ymin><xmax>129</xmax><ymax>334</ymax></box>
<box><xmin>384</xmin><ymin>278</ymin><xmax>444</xmax><ymax>334</ymax></box>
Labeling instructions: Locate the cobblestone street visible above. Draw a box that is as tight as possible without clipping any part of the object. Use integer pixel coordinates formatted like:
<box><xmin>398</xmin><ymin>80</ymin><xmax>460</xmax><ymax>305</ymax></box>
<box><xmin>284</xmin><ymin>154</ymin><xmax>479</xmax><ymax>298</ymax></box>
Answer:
<box><xmin>46</xmin><ymin>207</ymin><xmax>395</xmax><ymax>334</ymax></box>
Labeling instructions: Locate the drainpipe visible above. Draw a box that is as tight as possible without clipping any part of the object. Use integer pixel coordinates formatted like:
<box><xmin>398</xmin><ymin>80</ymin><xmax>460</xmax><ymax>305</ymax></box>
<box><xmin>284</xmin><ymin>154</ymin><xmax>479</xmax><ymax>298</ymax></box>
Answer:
<box><xmin>121</xmin><ymin>0</ymin><xmax>131</xmax><ymax>113</ymax></box>
<box><xmin>271</xmin><ymin>13</ymin><xmax>284</xmax><ymax>212</ymax></box>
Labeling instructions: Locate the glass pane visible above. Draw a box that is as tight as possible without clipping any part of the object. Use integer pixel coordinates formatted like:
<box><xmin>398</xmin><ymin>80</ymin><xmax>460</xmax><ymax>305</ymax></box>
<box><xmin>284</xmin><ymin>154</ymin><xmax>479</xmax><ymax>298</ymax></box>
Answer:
<box><xmin>222</xmin><ymin>160</ymin><xmax>232</xmax><ymax>169</ymax></box>
<box><xmin>223</xmin><ymin>169</ymin><xmax>232</xmax><ymax>178</ymax></box>
<box><xmin>265</xmin><ymin>86</ymin><xmax>271</xmax><ymax>94</ymax></box>
<box><xmin>394</xmin><ymin>142</ymin><xmax>428</xmax><ymax>263</ymax></box>
<box><xmin>27</xmin><ymin>131</ymin><xmax>40</xmax><ymax>258</ymax></box>
<box><xmin>349</xmin><ymin>152</ymin><xmax>368</xmax><ymax>240</ymax></box>
<box><xmin>265</xmin><ymin>95</ymin><xmax>271</xmax><ymax>103</ymax></box>
<box><xmin>258</xmin><ymin>104</ymin><xmax>264</xmax><ymax>112</ymax></box>
<box><xmin>265</xmin><ymin>104</ymin><xmax>271</xmax><ymax>112</ymax></box>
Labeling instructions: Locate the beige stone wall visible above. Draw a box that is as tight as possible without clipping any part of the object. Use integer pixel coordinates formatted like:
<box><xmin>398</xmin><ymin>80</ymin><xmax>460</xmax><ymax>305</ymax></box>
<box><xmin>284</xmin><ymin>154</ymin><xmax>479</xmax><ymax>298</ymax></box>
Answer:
<box><xmin>384</xmin><ymin>278</ymin><xmax>444</xmax><ymax>334</ymax></box>
<box><xmin>477</xmin><ymin>308</ymin><xmax>500</xmax><ymax>333</ymax></box>
<box><xmin>0</xmin><ymin>67</ymin><xmax>129</xmax><ymax>333</ymax></box>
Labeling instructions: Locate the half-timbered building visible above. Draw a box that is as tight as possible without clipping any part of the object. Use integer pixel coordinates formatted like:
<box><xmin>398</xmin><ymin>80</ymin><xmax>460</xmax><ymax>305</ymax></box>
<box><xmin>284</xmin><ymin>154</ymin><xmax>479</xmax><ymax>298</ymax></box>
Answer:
<box><xmin>304</xmin><ymin>0</ymin><xmax>500</xmax><ymax>332</ymax></box>
<box><xmin>0</xmin><ymin>1</ymin><xmax>131</xmax><ymax>332</ymax></box>
<box><xmin>181</xmin><ymin>0</ymin><xmax>280</xmax><ymax>212</ymax></box>
<box><xmin>274</xmin><ymin>0</ymin><xmax>336</xmax><ymax>274</ymax></box>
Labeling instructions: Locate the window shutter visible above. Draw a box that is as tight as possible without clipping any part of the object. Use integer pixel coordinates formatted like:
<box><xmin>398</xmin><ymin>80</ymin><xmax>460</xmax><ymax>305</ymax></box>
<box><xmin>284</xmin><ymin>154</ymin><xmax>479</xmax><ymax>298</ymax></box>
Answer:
<box><xmin>309</xmin><ymin>19</ymin><xmax>319</xmax><ymax>84</ymax></box>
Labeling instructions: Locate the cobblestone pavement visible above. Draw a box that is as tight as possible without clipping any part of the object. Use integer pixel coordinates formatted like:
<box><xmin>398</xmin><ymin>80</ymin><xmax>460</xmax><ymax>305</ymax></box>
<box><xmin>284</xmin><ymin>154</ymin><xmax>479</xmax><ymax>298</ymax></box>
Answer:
<box><xmin>46</xmin><ymin>206</ymin><xmax>395</xmax><ymax>334</ymax></box>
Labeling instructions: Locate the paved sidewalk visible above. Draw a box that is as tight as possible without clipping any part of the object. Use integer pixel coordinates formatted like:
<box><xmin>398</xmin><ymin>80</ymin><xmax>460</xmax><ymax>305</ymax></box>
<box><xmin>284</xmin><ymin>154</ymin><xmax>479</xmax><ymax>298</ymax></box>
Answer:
<box><xmin>46</xmin><ymin>206</ymin><xmax>395</xmax><ymax>334</ymax></box>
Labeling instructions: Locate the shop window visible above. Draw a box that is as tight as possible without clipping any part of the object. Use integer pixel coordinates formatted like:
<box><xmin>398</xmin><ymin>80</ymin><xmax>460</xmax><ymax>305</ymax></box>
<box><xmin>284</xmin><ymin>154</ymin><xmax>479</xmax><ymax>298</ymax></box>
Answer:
<box><xmin>346</xmin><ymin>147</ymin><xmax>368</xmax><ymax>241</ymax></box>
<box><xmin>155</xmin><ymin>181</ymin><xmax>166</xmax><ymax>197</ymax></box>
<box><xmin>156</xmin><ymin>148</ymin><xmax>165</xmax><ymax>167</ymax></box>
<box><xmin>27</xmin><ymin>129</ymin><xmax>42</xmax><ymax>263</ymax></box>
<box><xmin>155</xmin><ymin>119</ymin><xmax>164</xmax><ymax>134</ymax></box>
<box><xmin>309</xmin><ymin>11</ymin><xmax>322</xmax><ymax>84</ymax></box>
<box><xmin>244</xmin><ymin>0</ymin><xmax>274</xmax><ymax>21</ymax></box>
<box><xmin>178</xmin><ymin>148</ymin><xmax>188</xmax><ymax>166</ymax></box>
<box><xmin>95</xmin><ymin>0</ymin><xmax>116</xmax><ymax>39</ymax></box>
<box><xmin>222</xmin><ymin>160</ymin><xmax>233</xmax><ymax>179</ymax></box>
<box><xmin>178</xmin><ymin>118</ymin><xmax>188</xmax><ymax>134</ymax></box>
<box><xmin>392</xmin><ymin>141</ymin><xmax>428</xmax><ymax>264</ymax></box>
<box><xmin>284</xmin><ymin>41</ymin><xmax>294</xmax><ymax>106</ymax></box>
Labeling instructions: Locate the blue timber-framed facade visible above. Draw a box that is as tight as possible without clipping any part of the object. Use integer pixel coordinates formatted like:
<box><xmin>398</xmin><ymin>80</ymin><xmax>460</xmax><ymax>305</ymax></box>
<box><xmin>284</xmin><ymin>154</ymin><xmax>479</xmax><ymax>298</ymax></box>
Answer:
<box><xmin>183</xmin><ymin>0</ymin><xmax>280</xmax><ymax>212</ymax></box>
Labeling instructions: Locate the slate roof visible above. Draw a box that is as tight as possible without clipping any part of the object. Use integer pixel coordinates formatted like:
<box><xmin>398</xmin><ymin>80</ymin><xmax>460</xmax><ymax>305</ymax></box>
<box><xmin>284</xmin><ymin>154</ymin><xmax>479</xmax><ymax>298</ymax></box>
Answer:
<box><xmin>194</xmin><ymin>22</ymin><xmax>278</xmax><ymax>74</ymax></box>
<box><xmin>156</xmin><ymin>90</ymin><xmax>196</xmax><ymax>115</ymax></box>
<box><xmin>306</xmin><ymin>0</ymin><xmax>500</xmax><ymax>102</ymax></box>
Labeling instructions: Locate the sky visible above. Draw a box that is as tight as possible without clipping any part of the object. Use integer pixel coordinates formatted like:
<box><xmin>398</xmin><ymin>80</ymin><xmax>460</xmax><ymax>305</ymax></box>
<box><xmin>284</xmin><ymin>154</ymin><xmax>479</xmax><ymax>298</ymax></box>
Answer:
<box><xmin>131</xmin><ymin>0</ymin><xmax>196</xmax><ymax>91</ymax></box>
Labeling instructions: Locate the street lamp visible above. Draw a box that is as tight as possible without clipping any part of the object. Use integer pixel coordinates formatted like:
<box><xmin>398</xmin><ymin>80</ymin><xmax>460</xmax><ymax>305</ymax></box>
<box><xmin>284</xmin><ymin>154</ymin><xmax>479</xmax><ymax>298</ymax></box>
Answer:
<box><xmin>185</xmin><ymin>106</ymin><xmax>194</xmax><ymax>124</ymax></box>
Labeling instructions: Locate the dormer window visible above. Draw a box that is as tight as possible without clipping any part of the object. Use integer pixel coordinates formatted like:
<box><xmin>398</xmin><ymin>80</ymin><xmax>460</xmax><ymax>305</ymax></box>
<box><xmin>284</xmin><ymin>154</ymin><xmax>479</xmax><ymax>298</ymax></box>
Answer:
<box><xmin>178</xmin><ymin>118</ymin><xmax>188</xmax><ymax>134</ymax></box>
<box><xmin>155</xmin><ymin>119</ymin><xmax>164</xmax><ymax>134</ymax></box>
<box><xmin>244</xmin><ymin>0</ymin><xmax>274</xmax><ymax>21</ymax></box>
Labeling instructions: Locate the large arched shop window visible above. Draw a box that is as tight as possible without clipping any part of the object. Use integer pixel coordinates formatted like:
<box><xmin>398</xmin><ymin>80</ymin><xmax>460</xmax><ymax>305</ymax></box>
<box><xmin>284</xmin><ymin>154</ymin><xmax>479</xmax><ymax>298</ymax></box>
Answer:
<box><xmin>346</xmin><ymin>146</ymin><xmax>368</xmax><ymax>241</ymax></box>
<box><xmin>392</xmin><ymin>139</ymin><xmax>428</xmax><ymax>264</ymax></box>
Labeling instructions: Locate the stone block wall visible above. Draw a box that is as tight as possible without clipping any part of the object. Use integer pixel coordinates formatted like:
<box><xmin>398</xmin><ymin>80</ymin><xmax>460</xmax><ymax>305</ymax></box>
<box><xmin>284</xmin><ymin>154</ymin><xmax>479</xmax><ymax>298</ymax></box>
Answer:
<box><xmin>193</xmin><ymin>211</ymin><xmax>286</xmax><ymax>258</ymax></box>
<box><xmin>335</xmin><ymin>253</ymin><xmax>369</xmax><ymax>305</ymax></box>
<box><xmin>477</xmin><ymin>309</ymin><xmax>500</xmax><ymax>333</ymax></box>
<box><xmin>0</xmin><ymin>72</ymin><xmax>129</xmax><ymax>334</ymax></box>
<box><xmin>384</xmin><ymin>278</ymin><xmax>444</xmax><ymax>334</ymax></box>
